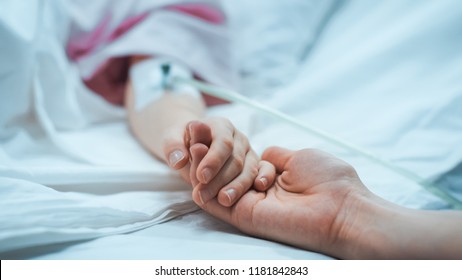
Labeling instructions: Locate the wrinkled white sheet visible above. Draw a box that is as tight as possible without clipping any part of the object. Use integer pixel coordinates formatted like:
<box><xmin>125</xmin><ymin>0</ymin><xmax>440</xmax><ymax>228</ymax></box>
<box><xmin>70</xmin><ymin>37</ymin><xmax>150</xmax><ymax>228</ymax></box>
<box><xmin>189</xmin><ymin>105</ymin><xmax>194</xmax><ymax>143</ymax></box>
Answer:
<box><xmin>1</xmin><ymin>0</ymin><xmax>461</xmax><ymax>259</ymax></box>
<box><xmin>0</xmin><ymin>177</ymin><xmax>197</xmax><ymax>253</ymax></box>
<box><xmin>258</xmin><ymin>0</ymin><xmax>462</xmax><ymax>182</ymax></box>
<box><xmin>0</xmin><ymin>0</ymin><xmax>205</xmax><ymax>255</ymax></box>
<box><xmin>233</xmin><ymin>0</ymin><xmax>462</xmax><ymax>202</ymax></box>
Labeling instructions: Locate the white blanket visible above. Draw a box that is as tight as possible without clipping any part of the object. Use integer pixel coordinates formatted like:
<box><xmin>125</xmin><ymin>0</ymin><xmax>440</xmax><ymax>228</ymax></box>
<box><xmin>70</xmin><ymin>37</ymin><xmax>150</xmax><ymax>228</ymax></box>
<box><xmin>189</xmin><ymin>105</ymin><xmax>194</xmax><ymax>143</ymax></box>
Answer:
<box><xmin>1</xmin><ymin>0</ymin><xmax>461</xmax><ymax>259</ymax></box>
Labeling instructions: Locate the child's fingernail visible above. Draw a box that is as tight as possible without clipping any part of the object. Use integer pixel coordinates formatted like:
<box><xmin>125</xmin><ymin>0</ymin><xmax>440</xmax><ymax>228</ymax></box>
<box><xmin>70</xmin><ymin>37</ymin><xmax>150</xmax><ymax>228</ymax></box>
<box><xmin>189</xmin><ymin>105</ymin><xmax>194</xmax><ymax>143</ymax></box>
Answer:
<box><xmin>168</xmin><ymin>150</ymin><xmax>184</xmax><ymax>167</ymax></box>
<box><xmin>225</xmin><ymin>188</ymin><xmax>237</xmax><ymax>204</ymax></box>
<box><xmin>198</xmin><ymin>189</ymin><xmax>210</xmax><ymax>206</ymax></box>
<box><xmin>201</xmin><ymin>168</ymin><xmax>212</xmax><ymax>183</ymax></box>
<box><xmin>188</xmin><ymin>123</ymin><xmax>194</xmax><ymax>143</ymax></box>
<box><xmin>259</xmin><ymin>177</ymin><xmax>268</xmax><ymax>187</ymax></box>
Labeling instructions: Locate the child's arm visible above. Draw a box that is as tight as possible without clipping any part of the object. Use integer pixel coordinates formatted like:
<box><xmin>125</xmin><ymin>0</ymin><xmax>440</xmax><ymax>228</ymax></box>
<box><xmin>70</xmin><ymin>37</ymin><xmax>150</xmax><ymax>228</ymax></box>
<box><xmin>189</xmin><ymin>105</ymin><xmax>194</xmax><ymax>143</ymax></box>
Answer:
<box><xmin>125</xmin><ymin>56</ymin><xmax>273</xmax><ymax>206</ymax></box>
<box><xmin>125</xmin><ymin>57</ymin><xmax>204</xmax><ymax>182</ymax></box>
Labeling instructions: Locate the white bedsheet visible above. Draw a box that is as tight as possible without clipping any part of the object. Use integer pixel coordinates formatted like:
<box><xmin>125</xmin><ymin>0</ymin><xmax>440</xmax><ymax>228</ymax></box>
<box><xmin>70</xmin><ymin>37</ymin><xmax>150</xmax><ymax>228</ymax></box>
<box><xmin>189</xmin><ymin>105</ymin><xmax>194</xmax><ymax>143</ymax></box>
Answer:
<box><xmin>1</xmin><ymin>0</ymin><xmax>461</xmax><ymax>259</ymax></box>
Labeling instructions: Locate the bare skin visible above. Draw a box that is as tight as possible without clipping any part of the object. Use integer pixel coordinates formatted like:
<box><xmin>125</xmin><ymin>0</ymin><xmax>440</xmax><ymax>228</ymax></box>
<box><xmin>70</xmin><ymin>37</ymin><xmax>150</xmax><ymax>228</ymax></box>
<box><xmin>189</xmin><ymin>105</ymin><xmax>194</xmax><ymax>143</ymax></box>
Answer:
<box><xmin>187</xmin><ymin>121</ymin><xmax>274</xmax><ymax>207</ymax></box>
<box><xmin>125</xmin><ymin>56</ymin><xmax>274</xmax><ymax>206</ymax></box>
<box><xmin>190</xmin><ymin>140</ymin><xmax>462</xmax><ymax>259</ymax></box>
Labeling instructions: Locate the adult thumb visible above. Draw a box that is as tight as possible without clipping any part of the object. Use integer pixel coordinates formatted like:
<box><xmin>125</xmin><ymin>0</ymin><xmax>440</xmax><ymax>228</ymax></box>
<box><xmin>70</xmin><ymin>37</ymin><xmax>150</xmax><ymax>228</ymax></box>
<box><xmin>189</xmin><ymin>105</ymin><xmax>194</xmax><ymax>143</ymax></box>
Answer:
<box><xmin>261</xmin><ymin>146</ymin><xmax>294</xmax><ymax>173</ymax></box>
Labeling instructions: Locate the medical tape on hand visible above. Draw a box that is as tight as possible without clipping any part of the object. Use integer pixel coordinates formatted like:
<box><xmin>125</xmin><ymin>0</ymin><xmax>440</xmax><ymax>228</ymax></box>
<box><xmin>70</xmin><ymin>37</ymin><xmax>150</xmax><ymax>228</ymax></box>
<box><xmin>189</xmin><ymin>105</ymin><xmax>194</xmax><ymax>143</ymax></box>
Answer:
<box><xmin>129</xmin><ymin>57</ymin><xmax>201</xmax><ymax>111</ymax></box>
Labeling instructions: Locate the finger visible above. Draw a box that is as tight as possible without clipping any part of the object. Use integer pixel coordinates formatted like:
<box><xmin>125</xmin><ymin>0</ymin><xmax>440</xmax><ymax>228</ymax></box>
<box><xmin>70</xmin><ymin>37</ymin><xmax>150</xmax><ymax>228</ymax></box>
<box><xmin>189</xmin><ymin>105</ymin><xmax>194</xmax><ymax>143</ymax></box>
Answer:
<box><xmin>178</xmin><ymin>162</ymin><xmax>192</xmax><ymax>184</ymax></box>
<box><xmin>192</xmin><ymin>149</ymin><xmax>243</xmax><ymax>206</ymax></box>
<box><xmin>199</xmin><ymin>198</ymin><xmax>233</xmax><ymax>224</ymax></box>
<box><xmin>189</xmin><ymin>143</ymin><xmax>209</xmax><ymax>188</ymax></box>
<box><xmin>216</xmin><ymin>150</ymin><xmax>259</xmax><ymax>207</ymax></box>
<box><xmin>261</xmin><ymin>146</ymin><xmax>294</xmax><ymax>173</ymax></box>
<box><xmin>196</xmin><ymin>119</ymin><xmax>236</xmax><ymax>184</ymax></box>
<box><xmin>163</xmin><ymin>127</ymin><xmax>190</xmax><ymax>170</ymax></box>
<box><xmin>201</xmin><ymin>188</ymin><xmax>266</xmax><ymax>236</ymax></box>
<box><xmin>188</xmin><ymin>120</ymin><xmax>212</xmax><ymax>147</ymax></box>
<box><xmin>253</xmin><ymin>160</ymin><xmax>276</xmax><ymax>191</ymax></box>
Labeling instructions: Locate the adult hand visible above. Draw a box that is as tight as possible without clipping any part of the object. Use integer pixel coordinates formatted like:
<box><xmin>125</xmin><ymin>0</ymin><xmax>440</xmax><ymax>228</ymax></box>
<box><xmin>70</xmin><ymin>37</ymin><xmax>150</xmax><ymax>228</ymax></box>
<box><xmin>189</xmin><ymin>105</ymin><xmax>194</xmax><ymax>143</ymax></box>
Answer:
<box><xmin>192</xmin><ymin>145</ymin><xmax>371</xmax><ymax>258</ymax></box>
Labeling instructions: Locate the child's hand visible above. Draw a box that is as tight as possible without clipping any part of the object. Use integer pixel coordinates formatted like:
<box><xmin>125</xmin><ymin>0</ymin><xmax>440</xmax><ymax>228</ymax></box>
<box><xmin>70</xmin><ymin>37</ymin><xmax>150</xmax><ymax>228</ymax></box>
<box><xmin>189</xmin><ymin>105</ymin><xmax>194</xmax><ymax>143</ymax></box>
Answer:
<box><xmin>186</xmin><ymin>119</ymin><xmax>275</xmax><ymax>207</ymax></box>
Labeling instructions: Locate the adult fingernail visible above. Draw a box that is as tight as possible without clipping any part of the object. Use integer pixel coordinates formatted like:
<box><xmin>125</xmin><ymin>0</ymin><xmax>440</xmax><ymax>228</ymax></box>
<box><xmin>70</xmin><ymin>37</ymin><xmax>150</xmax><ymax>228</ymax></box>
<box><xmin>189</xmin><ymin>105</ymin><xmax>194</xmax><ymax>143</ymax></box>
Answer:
<box><xmin>168</xmin><ymin>150</ymin><xmax>184</xmax><ymax>167</ymax></box>
<box><xmin>201</xmin><ymin>168</ymin><xmax>212</xmax><ymax>184</ymax></box>
<box><xmin>225</xmin><ymin>188</ymin><xmax>237</xmax><ymax>204</ymax></box>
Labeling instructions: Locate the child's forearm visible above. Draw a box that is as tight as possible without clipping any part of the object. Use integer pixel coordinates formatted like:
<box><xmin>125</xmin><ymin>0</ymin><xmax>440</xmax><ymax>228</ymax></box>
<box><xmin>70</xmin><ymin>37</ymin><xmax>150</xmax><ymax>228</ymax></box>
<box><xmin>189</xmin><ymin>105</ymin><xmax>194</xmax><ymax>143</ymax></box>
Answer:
<box><xmin>125</xmin><ymin>80</ymin><xmax>205</xmax><ymax>163</ymax></box>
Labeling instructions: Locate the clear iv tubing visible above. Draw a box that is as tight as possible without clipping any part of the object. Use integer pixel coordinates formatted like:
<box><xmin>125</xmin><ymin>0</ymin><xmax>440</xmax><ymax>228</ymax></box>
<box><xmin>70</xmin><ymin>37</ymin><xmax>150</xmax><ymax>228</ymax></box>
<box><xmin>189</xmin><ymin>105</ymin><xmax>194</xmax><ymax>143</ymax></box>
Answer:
<box><xmin>172</xmin><ymin>76</ymin><xmax>462</xmax><ymax>209</ymax></box>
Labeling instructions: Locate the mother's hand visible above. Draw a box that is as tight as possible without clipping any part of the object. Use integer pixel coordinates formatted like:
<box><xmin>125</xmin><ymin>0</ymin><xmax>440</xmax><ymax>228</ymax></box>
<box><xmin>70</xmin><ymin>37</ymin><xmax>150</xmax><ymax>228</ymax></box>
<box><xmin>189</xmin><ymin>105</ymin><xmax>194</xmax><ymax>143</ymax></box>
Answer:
<box><xmin>191</xmin><ymin>145</ymin><xmax>371</xmax><ymax>258</ymax></box>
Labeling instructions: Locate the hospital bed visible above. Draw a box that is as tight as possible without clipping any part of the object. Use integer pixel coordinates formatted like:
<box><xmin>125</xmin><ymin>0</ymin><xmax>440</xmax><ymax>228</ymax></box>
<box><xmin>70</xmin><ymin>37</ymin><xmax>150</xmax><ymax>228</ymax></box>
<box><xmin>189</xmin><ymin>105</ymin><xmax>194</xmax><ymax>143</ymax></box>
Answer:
<box><xmin>1</xmin><ymin>0</ymin><xmax>461</xmax><ymax>259</ymax></box>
